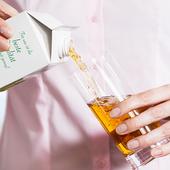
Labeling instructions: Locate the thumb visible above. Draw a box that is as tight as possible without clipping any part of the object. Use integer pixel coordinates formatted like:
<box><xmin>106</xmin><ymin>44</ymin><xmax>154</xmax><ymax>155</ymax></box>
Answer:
<box><xmin>0</xmin><ymin>1</ymin><xmax>18</xmax><ymax>20</ymax></box>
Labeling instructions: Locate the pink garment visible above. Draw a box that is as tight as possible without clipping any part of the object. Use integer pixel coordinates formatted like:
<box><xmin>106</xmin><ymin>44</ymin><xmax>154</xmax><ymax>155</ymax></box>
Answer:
<box><xmin>1</xmin><ymin>0</ymin><xmax>170</xmax><ymax>170</ymax></box>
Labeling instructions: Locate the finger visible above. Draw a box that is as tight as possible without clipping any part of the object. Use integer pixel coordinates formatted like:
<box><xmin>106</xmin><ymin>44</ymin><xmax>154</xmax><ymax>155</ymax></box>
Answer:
<box><xmin>116</xmin><ymin>100</ymin><xmax>170</xmax><ymax>135</ymax></box>
<box><xmin>110</xmin><ymin>84</ymin><xmax>170</xmax><ymax>117</ymax></box>
<box><xmin>0</xmin><ymin>35</ymin><xmax>10</xmax><ymax>51</ymax></box>
<box><xmin>151</xmin><ymin>142</ymin><xmax>170</xmax><ymax>158</ymax></box>
<box><xmin>0</xmin><ymin>17</ymin><xmax>12</xmax><ymax>38</ymax></box>
<box><xmin>0</xmin><ymin>1</ymin><xmax>18</xmax><ymax>19</ymax></box>
<box><xmin>125</xmin><ymin>121</ymin><xmax>170</xmax><ymax>151</ymax></box>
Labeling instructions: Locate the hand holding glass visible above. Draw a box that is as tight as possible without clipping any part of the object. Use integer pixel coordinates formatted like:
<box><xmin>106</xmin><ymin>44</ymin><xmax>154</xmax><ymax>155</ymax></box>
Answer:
<box><xmin>70</xmin><ymin>58</ymin><xmax>170</xmax><ymax>169</ymax></box>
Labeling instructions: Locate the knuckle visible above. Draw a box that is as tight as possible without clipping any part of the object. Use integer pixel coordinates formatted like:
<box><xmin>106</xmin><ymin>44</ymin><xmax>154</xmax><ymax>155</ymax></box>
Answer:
<box><xmin>131</xmin><ymin>117</ymin><xmax>142</xmax><ymax>129</ymax></box>
<box><xmin>164</xmin><ymin>100</ymin><xmax>170</xmax><ymax>112</ymax></box>
<box><xmin>3</xmin><ymin>45</ymin><xmax>10</xmax><ymax>51</ymax></box>
<box><xmin>123</xmin><ymin>95</ymin><xmax>139</xmax><ymax>110</ymax></box>
<box><xmin>149</xmin><ymin>107</ymin><xmax>163</xmax><ymax>121</ymax></box>
<box><xmin>119</xmin><ymin>100</ymin><xmax>131</xmax><ymax>113</ymax></box>
<box><xmin>126</xmin><ymin>119</ymin><xmax>137</xmax><ymax>132</ymax></box>
<box><xmin>2</xmin><ymin>45</ymin><xmax>10</xmax><ymax>51</ymax></box>
<box><xmin>138</xmin><ymin>92</ymin><xmax>151</xmax><ymax>105</ymax></box>
<box><xmin>138</xmin><ymin>135</ymin><xmax>151</xmax><ymax>147</ymax></box>
<box><xmin>0</xmin><ymin>43</ymin><xmax>10</xmax><ymax>51</ymax></box>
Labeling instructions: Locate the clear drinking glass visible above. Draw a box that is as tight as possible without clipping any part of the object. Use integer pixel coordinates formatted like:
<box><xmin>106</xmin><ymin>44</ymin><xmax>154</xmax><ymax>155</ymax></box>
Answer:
<box><xmin>70</xmin><ymin>58</ymin><xmax>169</xmax><ymax>170</ymax></box>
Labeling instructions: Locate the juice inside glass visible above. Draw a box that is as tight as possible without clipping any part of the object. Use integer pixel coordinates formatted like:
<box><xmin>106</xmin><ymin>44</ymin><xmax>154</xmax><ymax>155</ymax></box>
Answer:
<box><xmin>87</xmin><ymin>96</ymin><xmax>160</xmax><ymax>156</ymax></box>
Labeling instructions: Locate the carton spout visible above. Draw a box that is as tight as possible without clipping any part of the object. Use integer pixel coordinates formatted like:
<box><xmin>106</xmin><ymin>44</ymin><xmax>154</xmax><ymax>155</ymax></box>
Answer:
<box><xmin>51</xmin><ymin>27</ymin><xmax>73</xmax><ymax>63</ymax></box>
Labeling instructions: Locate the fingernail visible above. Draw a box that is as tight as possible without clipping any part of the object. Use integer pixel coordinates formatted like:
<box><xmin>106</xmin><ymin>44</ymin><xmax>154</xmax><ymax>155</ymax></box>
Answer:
<box><xmin>0</xmin><ymin>27</ymin><xmax>13</xmax><ymax>38</ymax></box>
<box><xmin>127</xmin><ymin>140</ymin><xmax>140</xmax><ymax>150</ymax></box>
<box><xmin>116</xmin><ymin>123</ymin><xmax>128</xmax><ymax>134</ymax></box>
<box><xmin>151</xmin><ymin>148</ymin><xmax>163</xmax><ymax>157</ymax></box>
<box><xmin>110</xmin><ymin>107</ymin><xmax>121</xmax><ymax>117</ymax></box>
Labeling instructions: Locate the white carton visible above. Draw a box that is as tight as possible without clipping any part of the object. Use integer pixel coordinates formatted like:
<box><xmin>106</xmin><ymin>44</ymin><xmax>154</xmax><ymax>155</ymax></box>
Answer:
<box><xmin>0</xmin><ymin>11</ymin><xmax>71</xmax><ymax>89</ymax></box>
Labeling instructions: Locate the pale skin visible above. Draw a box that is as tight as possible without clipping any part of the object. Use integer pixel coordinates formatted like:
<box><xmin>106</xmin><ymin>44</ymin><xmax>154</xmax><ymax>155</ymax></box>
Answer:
<box><xmin>0</xmin><ymin>0</ymin><xmax>18</xmax><ymax>51</ymax></box>
<box><xmin>111</xmin><ymin>84</ymin><xmax>170</xmax><ymax>158</ymax></box>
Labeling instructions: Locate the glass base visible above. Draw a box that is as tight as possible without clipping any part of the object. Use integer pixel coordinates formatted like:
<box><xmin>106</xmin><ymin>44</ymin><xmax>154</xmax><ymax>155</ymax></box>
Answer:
<box><xmin>126</xmin><ymin>147</ymin><xmax>154</xmax><ymax>170</ymax></box>
<box><xmin>126</xmin><ymin>138</ymin><xmax>170</xmax><ymax>170</ymax></box>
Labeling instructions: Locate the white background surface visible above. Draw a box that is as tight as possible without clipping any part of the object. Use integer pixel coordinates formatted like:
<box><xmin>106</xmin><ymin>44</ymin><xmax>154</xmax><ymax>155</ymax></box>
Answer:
<box><xmin>0</xmin><ymin>92</ymin><xmax>6</xmax><ymax>130</ymax></box>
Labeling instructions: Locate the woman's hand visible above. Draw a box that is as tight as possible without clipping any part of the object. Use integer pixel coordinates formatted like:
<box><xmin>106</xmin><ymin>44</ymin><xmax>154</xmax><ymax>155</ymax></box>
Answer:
<box><xmin>0</xmin><ymin>1</ymin><xmax>18</xmax><ymax>51</ymax></box>
<box><xmin>111</xmin><ymin>84</ymin><xmax>170</xmax><ymax>158</ymax></box>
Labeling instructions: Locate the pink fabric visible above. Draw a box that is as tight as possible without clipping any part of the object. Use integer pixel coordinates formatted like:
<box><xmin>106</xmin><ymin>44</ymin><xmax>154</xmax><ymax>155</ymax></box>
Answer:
<box><xmin>1</xmin><ymin>0</ymin><xmax>170</xmax><ymax>170</ymax></box>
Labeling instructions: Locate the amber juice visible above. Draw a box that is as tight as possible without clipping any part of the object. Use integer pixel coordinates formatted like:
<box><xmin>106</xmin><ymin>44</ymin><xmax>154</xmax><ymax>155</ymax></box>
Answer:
<box><xmin>88</xmin><ymin>96</ymin><xmax>160</xmax><ymax>156</ymax></box>
<box><xmin>68</xmin><ymin>46</ymin><xmax>160</xmax><ymax>157</ymax></box>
